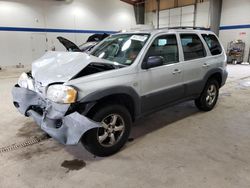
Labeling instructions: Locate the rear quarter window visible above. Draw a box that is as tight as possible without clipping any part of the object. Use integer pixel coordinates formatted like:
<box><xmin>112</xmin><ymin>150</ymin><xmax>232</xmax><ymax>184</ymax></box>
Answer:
<box><xmin>202</xmin><ymin>34</ymin><xmax>222</xmax><ymax>56</ymax></box>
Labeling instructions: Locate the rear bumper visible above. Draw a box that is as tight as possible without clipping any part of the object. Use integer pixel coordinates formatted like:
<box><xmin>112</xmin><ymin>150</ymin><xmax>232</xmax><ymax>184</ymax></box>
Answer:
<box><xmin>221</xmin><ymin>69</ymin><xmax>228</xmax><ymax>87</ymax></box>
<box><xmin>12</xmin><ymin>86</ymin><xmax>100</xmax><ymax>145</ymax></box>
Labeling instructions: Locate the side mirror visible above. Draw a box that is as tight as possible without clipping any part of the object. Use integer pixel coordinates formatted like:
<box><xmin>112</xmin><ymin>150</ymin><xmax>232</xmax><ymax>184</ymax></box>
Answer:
<box><xmin>142</xmin><ymin>56</ymin><xmax>164</xmax><ymax>69</ymax></box>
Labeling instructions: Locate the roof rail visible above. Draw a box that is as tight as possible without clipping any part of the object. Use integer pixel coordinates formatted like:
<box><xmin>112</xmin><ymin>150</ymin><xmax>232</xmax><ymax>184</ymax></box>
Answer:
<box><xmin>160</xmin><ymin>26</ymin><xmax>210</xmax><ymax>30</ymax></box>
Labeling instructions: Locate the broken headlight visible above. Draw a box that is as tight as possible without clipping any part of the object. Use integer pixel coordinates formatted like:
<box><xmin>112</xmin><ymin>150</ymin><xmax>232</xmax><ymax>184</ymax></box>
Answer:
<box><xmin>46</xmin><ymin>85</ymin><xmax>77</xmax><ymax>104</ymax></box>
<box><xmin>18</xmin><ymin>72</ymin><xmax>35</xmax><ymax>90</ymax></box>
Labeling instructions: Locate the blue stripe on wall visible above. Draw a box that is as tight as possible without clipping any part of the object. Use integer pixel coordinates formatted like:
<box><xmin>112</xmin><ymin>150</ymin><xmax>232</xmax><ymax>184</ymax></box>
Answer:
<box><xmin>0</xmin><ymin>26</ymin><xmax>117</xmax><ymax>34</ymax></box>
<box><xmin>220</xmin><ymin>24</ymin><xmax>250</xmax><ymax>30</ymax></box>
<box><xmin>1</xmin><ymin>25</ymin><xmax>250</xmax><ymax>32</ymax></box>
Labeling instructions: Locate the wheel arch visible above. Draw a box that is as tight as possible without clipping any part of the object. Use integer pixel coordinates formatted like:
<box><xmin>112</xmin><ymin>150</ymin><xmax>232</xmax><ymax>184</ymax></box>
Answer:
<box><xmin>204</xmin><ymin>68</ymin><xmax>223</xmax><ymax>88</ymax></box>
<box><xmin>78</xmin><ymin>86</ymin><xmax>141</xmax><ymax>121</ymax></box>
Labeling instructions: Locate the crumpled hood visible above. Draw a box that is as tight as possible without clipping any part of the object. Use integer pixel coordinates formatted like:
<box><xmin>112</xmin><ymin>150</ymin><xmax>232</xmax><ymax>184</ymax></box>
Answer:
<box><xmin>32</xmin><ymin>51</ymin><xmax>109</xmax><ymax>86</ymax></box>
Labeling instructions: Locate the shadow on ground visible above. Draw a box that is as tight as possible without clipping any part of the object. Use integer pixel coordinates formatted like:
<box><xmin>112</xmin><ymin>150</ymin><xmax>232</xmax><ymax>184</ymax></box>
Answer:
<box><xmin>131</xmin><ymin>101</ymin><xmax>198</xmax><ymax>139</ymax></box>
<box><xmin>64</xmin><ymin>101</ymin><xmax>199</xmax><ymax>161</ymax></box>
<box><xmin>11</xmin><ymin>98</ymin><xmax>219</xmax><ymax>164</ymax></box>
<box><xmin>17</xmin><ymin>121</ymin><xmax>44</xmax><ymax>138</ymax></box>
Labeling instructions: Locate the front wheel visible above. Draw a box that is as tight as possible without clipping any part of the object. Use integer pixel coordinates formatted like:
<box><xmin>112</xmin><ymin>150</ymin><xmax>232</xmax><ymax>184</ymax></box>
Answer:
<box><xmin>195</xmin><ymin>79</ymin><xmax>219</xmax><ymax>111</ymax></box>
<box><xmin>82</xmin><ymin>104</ymin><xmax>132</xmax><ymax>157</ymax></box>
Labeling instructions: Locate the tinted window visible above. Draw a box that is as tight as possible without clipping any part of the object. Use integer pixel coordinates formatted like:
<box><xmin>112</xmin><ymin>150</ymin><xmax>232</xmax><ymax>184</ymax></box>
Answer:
<box><xmin>146</xmin><ymin>35</ymin><xmax>179</xmax><ymax>65</ymax></box>
<box><xmin>202</xmin><ymin>34</ymin><xmax>222</xmax><ymax>55</ymax></box>
<box><xmin>180</xmin><ymin>34</ymin><xmax>206</xmax><ymax>61</ymax></box>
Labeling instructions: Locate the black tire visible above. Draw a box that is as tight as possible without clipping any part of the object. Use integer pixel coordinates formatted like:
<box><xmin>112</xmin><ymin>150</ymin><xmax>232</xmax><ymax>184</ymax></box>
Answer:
<box><xmin>195</xmin><ymin>79</ymin><xmax>219</xmax><ymax>111</ymax></box>
<box><xmin>82</xmin><ymin>104</ymin><xmax>132</xmax><ymax>157</ymax></box>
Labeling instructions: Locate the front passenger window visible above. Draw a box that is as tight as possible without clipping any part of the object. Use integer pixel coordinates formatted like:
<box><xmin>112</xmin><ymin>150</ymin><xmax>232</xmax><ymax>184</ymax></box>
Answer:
<box><xmin>146</xmin><ymin>35</ymin><xmax>179</xmax><ymax>65</ymax></box>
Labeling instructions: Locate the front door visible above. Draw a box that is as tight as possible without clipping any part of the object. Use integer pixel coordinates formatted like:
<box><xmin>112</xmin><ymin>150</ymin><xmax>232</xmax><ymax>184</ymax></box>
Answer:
<box><xmin>139</xmin><ymin>34</ymin><xmax>184</xmax><ymax>113</ymax></box>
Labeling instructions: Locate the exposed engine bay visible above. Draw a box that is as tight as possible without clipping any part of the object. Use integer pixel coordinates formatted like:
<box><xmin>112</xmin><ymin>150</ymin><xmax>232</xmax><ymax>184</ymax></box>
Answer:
<box><xmin>72</xmin><ymin>62</ymin><xmax>121</xmax><ymax>79</ymax></box>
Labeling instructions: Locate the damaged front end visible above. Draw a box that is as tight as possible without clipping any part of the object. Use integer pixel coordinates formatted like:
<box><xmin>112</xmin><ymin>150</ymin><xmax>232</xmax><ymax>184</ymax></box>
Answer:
<box><xmin>12</xmin><ymin>73</ymin><xmax>100</xmax><ymax>145</ymax></box>
<box><xmin>11</xmin><ymin>51</ymin><xmax>124</xmax><ymax>146</ymax></box>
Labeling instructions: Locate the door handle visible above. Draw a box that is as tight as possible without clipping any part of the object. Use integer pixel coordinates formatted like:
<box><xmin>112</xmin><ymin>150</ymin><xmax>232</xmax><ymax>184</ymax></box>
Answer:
<box><xmin>172</xmin><ymin>69</ymin><xmax>182</xmax><ymax>75</ymax></box>
<box><xmin>203</xmin><ymin>63</ymin><xmax>210</xmax><ymax>68</ymax></box>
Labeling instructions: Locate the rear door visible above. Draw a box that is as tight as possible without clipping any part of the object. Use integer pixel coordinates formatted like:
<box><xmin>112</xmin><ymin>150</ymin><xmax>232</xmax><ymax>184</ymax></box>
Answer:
<box><xmin>179</xmin><ymin>33</ymin><xmax>208</xmax><ymax>97</ymax></box>
<box><xmin>139</xmin><ymin>34</ymin><xmax>184</xmax><ymax>113</ymax></box>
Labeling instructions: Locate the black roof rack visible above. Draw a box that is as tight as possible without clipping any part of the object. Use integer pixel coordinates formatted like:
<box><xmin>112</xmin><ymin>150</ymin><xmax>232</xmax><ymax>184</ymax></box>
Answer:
<box><xmin>160</xmin><ymin>26</ymin><xmax>210</xmax><ymax>30</ymax></box>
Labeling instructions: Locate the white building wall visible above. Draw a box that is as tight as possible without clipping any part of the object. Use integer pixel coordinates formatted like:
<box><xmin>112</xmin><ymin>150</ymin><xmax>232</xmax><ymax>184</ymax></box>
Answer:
<box><xmin>145</xmin><ymin>2</ymin><xmax>210</xmax><ymax>29</ymax></box>
<box><xmin>145</xmin><ymin>11</ymin><xmax>156</xmax><ymax>27</ymax></box>
<box><xmin>0</xmin><ymin>0</ymin><xmax>136</xmax><ymax>67</ymax></box>
<box><xmin>181</xmin><ymin>5</ymin><xmax>195</xmax><ymax>27</ymax></box>
<box><xmin>195</xmin><ymin>1</ymin><xmax>210</xmax><ymax>28</ymax></box>
<box><xmin>219</xmin><ymin>0</ymin><xmax>250</xmax><ymax>62</ymax></box>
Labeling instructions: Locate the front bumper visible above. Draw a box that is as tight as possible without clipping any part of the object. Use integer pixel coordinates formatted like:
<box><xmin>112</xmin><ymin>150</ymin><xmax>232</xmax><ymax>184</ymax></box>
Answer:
<box><xmin>12</xmin><ymin>85</ymin><xmax>100</xmax><ymax>145</ymax></box>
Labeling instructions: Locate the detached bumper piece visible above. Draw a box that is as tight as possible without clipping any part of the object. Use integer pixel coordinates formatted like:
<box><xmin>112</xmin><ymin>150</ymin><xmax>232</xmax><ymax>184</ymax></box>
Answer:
<box><xmin>12</xmin><ymin>86</ymin><xmax>100</xmax><ymax>145</ymax></box>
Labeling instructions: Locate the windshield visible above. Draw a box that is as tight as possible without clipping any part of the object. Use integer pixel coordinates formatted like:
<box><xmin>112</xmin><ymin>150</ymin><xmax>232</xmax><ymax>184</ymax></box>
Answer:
<box><xmin>91</xmin><ymin>34</ymin><xmax>150</xmax><ymax>65</ymax></box>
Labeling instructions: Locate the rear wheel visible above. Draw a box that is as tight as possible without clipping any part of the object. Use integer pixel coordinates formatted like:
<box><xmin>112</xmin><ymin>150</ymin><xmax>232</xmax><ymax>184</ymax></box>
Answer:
<box><xmin>195</xmin><ymin>79</ymin><xmax>219</xmax><ymax>111</ymax></box>
<box><xmin>82</xmin><ymin>104</ymin><xmax>132</xmax><ymax>157</ymax></box>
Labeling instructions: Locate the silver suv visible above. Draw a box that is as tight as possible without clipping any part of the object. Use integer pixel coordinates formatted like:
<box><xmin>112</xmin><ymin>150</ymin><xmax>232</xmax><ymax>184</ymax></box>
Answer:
<box><xmin>12</xmin><ymin>28</ymin><xmax>228</xmax><ymax>156</ymax></box>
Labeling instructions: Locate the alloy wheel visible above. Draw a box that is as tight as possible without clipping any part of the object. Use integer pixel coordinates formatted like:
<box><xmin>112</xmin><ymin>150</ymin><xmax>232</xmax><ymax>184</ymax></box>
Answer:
<box><xmin>206</xmin><ymin>84</ymin><xmax>217</xmax><ymax>106</ymax></box>
<box><xmin>97</xmin><ymin>114</ymin><xmax>125</xmax><ymax>147</ymax></box>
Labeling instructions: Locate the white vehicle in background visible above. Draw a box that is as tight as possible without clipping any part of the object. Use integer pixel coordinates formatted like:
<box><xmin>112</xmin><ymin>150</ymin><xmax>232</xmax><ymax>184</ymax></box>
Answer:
<box><xmin>57</xmin><ymin>33</ymin><xmax>109</xmax><ymax>52</ymax></box>
<box><xmin>12</xmin><ymin>27</ymin><xmax>228</xmax><ymax>156</ymax></box>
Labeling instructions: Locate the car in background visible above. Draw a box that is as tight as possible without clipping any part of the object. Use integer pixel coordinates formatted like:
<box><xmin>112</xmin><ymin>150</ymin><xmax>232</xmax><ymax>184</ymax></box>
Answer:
<box><xmin>57</xmin><ymin>33</ymin><xmax>109</xmax><ymax>52</ymax></box>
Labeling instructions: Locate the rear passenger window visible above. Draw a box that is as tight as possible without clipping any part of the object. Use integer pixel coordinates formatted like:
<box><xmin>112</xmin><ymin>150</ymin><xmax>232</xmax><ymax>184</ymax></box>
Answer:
<box><xmin>180</xmin><ymin>34</ymin><xmax>206</xmax><ymax>61</ymax></box>
<box><xmin>202</xmin><ymin>34</ymin><xmax>222</xmax><ymax>55</ymax></box>
<box><xmin>146</xmin><ymin>35</ymin><xmax>179</xmax><ymax>65</ymax></box>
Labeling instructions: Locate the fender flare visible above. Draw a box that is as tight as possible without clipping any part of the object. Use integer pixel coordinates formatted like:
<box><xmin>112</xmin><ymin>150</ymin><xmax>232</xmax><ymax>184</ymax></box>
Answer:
<box><xmin>79</xmin><ymin>86</ymin><xmax>141</xmax><ymax>117</ymax></box>
<box><xmin>201</xmin><ymin>67</ymin><xmax>225</xmax><ymax>89</ymax></box>
<box><xmin>203</xmin><ymin>68</ymin><xmax>223</xmax><ymax>82</ymax></box>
